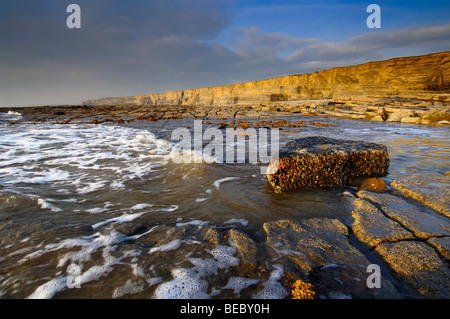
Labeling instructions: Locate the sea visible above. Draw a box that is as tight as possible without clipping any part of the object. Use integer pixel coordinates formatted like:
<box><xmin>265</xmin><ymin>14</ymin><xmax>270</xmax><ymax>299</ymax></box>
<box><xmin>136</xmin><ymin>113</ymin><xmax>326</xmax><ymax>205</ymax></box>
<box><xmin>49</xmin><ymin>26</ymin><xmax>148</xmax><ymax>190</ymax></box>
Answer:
<box><xmin>0</xmin><ymin>110</ymin><xmax>448</xmax><ymax>299</ymax></box>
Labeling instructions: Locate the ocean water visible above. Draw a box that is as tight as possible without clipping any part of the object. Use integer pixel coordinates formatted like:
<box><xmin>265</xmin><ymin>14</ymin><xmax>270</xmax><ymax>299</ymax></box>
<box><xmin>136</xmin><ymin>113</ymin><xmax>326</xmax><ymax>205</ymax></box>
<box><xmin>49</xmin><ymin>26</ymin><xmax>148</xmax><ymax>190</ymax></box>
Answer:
<box><xmin>0</xmin><ymin>111</ymin><xmax>448</xmax><ymax>299</ymax></box>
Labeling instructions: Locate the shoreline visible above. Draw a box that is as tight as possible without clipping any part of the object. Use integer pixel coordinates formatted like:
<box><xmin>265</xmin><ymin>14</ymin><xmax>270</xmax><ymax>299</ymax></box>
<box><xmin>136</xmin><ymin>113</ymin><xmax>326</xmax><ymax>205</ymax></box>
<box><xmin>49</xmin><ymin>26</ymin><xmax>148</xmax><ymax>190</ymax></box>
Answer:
<box><xmin>0</xmin><ymin>103</ymin><xmax>449</xmax><ymax>299</ymax></box>
<box><xmin>2</xmin><ymin>97</ymin><xmax>449</xmax><ymax>127</ymax></box>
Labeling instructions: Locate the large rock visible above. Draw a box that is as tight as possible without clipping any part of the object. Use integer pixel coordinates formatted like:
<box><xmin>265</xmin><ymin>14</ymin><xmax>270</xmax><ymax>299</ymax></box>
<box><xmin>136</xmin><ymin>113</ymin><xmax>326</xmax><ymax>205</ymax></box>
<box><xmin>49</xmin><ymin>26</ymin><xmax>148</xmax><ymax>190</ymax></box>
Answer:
<box><xmin>267</xmin><ymin>137</ymin><xmax>389</xmax><ymax>192</ymax></box>
<box><xmin>391</xmin><ymin>173</ymin><xmax>450</xmax><ymax>218</ymax></box>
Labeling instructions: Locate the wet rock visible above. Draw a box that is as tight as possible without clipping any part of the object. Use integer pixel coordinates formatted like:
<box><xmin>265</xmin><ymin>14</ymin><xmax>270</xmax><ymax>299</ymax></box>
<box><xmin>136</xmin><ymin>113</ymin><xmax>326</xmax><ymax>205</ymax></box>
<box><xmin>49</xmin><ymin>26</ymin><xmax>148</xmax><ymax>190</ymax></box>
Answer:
<box><xmin>263</xmin><ymin>218</ymin><xmax>399</xmax><ymax>298</ymax></box>
<box><xmin>112</xmin><ymin>222</ymin><xmax>148</xmax><ymax>237</ymax></box>
<box><xmin>228</xmin><ymin>229</ymin><xmax>258</xmax><ymax>262</ymax></box>
<box><xmin>358</xmin><ymin>191</ymin><xmax>450</xmax><ymax>240</ymax></box>
<box><xmin>427</xmin><ymin>237</ymin><xmax>450</xmax><ymax>262</ymax></box>
<box><xmin>203</xmin><ymin>227</ymin><xmax>221</xmax><ymax>245</ymax></box>
<box><xmin>375</xmin><ymin>241</ymin><xmax>450</xmax><ymax>298</ymax></box>
<box><xmin>386</xmin><ymin>110</ymin><xmax>416</xmax><ymax>122</ymax></box>
<box><xmin>400</xmin><ymin>117</ymin><xmax>421</xmax><ymax>124</ymax></box>
<box><xmin>264</xmin><ymin>219</ymin><xmax>362</xmax><ymax>271</ymax></box>
<box><xmin>391</xmin><ymin>173</ymin><xmax>450</xmax><ymax>218</ymax></box>
<box><xmin>267</xmin><ymin>136</ymin><xmax>389</xmax><ymax>192</ymax></box>
<box><xmin>0</xmin><ymin>221</ymin><xmax>56</xmax><ymax>246</ymax></box>
<box><xmin>351</xmin><ymin>198</ymin><xmax>414</xmax><ymax>248</ymax></box>
<box><xmin>357</xmin><ymin>178</ymin><xmax>387</xmax><ymax>192</ymax></box>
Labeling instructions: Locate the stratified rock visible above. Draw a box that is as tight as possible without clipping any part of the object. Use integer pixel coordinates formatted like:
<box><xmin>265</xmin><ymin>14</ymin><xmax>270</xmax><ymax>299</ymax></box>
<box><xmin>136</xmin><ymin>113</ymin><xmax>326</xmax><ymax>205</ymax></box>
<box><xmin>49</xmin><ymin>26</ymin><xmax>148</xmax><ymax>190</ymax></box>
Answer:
<box><xmin>267</xmin><ymin>137</ymin><xmax>389</xmax><ymax>192</ymax></box>
<box><xmin>358</xmin><ymin>190</ymin><xmax>450</xmax><ymax>240</ymax></box>
<box><xmin>351</xmin><ymin>198</ymin><xmax>414</xmax><ymax>248</ymax></box>
<box><xmin>375</xmin><ymin>241</ymin><xmax>450</xmax><ymax>298</ymax></box>
<box><xmin>391</xmin><ymin>173</ymin><xmax>450</xmax><ymax>218</ymax></box>
<box><xmin>401</xmin><ymin>117</ymin><xmax>421</xmax><ymax>124</ymax></box>
<box><xmin>84</xmin><ymin>52</ymin><xmax>450</xmax><ymax>107</ymax></box>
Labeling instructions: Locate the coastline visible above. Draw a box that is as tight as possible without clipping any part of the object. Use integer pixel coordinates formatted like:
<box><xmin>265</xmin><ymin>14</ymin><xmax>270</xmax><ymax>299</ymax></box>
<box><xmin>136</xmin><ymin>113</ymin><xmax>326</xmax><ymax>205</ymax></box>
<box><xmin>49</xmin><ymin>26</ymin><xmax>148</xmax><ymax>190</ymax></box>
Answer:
<box><xmin>3</xmin><ymin>96</ymin><xmax>449</xmax><ymax>127</ymax></box>
<box><xmin>0</xmin><ymin>103</ymin><xmax>449</xmax><ymax>299</ymax></box>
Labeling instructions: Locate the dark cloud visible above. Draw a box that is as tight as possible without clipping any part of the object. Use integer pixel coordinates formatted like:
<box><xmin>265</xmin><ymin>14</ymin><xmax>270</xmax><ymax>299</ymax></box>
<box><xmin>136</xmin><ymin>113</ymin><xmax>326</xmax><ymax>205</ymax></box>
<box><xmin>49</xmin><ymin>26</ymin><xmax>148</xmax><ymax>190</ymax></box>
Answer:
<box><xmin>0</xmin><ymin>1</ymin><xmax>449</xmax><ymax>107</ymax></box>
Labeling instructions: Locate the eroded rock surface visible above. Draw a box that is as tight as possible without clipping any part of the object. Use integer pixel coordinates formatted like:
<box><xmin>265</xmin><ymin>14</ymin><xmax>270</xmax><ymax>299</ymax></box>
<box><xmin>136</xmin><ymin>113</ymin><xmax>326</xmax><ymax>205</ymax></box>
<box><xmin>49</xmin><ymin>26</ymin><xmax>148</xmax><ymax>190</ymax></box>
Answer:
<box><xmin>267</xmin><ymin>137</ymin><xmax>389</xmax><ymax>192</ymax></box>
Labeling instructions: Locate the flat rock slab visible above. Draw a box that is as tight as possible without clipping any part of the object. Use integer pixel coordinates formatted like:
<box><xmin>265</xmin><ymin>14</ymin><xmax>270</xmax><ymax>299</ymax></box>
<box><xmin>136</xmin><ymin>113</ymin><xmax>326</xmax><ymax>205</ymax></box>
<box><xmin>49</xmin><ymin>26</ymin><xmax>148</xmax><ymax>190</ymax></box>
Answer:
<box><xmin>351</xmin><ymin>198</ymin><xmax>415</xmax><ymax>248</ymax></box>
<box><xmin>267</xmin><ymin>136</ymin><xmax>389</xmax><ymax>192</ymax></box>
<box><xmin>375</xmin><ymin>241</ymin><xmax>450</xmax><ymax>298</ymax></box>
<box><xmin>263</xmin><ymin>218</ymin><xmax>399</xmax><ymax>298</ymax></box>
<box><xmin>391</xmin><ymin>173</ymin><xmax>450</xmax><ymax>218</ymax></box>
<box><xmin>358</xmin><ymin>190</ymin><xmax>450</xmax><ymax>240</ymax></box>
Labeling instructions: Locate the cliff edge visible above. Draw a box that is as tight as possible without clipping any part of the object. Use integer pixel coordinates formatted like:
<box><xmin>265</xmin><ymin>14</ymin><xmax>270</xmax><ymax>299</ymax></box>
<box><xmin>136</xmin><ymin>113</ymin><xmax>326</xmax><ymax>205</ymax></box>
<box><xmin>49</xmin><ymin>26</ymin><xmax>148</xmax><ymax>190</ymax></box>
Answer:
<box><xmin>84</xmin><ymin>51</ymin><xmax>450</xmax><ymax>106</ymax></box>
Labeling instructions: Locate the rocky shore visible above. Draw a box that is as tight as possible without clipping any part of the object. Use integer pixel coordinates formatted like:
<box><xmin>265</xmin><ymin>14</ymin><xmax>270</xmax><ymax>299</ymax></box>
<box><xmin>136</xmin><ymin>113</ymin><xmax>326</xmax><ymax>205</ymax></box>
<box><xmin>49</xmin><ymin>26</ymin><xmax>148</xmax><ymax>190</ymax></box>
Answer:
<box><xmin>3</xmin><ymin>96</ymin><xmax>449</xmax><ymax>127</ymax></box>
<box><xmin>1</xmin><ymin>172</ymin><xmax>448</xmax><ymax>298</ymax></box>
<box><xmin>0</xmin><ymin>101</ymin><xmax>448</xmax><ymax>299</ymax></box>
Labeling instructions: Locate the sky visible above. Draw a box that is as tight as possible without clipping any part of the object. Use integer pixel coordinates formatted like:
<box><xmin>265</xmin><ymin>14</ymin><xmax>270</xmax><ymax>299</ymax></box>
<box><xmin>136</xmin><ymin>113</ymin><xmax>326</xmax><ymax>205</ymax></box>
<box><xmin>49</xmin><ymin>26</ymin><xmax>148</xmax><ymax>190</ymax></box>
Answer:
<box><xmin>0</xmin><ymin>0</ymin><xmax>449</xmax><ymax>107</ymax></box>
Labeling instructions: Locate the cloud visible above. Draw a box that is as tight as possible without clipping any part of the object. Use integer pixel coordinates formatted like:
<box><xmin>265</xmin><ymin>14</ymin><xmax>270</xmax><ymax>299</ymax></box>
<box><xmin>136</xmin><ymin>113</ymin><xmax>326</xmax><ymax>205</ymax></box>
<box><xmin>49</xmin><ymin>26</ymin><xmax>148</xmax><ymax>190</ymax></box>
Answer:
<box><xmin>230</xmin><ymin>23</ymin><xmax>450</xmax><ymax>74</ymax></box>
<box><xmin>0</xmin><ymin>1</ymin><xmax>449</xmax><ymax>107</ymax></box>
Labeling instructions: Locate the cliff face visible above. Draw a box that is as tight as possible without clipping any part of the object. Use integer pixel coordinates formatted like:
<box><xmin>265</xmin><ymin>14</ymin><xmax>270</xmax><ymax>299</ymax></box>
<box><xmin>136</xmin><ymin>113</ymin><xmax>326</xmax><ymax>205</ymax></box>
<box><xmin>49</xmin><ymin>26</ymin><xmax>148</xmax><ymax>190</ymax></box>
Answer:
<box><xmin>84</xmin><ymin>52</ymin><xmax>450</xmax><ymax>106</ymax></box>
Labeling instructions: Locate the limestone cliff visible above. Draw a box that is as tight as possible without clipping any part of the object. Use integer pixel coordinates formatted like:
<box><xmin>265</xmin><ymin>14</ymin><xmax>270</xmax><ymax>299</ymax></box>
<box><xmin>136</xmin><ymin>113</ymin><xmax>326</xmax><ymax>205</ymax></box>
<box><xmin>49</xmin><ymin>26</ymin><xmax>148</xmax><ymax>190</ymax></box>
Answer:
<box><xmin>84</xmin><ymin>51</ymin><xmax>450</xmax><ymax>106</ymax></box>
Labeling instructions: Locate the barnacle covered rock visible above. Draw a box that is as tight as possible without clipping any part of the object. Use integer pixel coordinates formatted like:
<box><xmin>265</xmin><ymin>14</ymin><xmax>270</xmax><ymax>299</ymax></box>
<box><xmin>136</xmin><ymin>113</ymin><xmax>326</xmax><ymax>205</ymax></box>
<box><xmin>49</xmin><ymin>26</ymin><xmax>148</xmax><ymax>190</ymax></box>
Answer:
<box><xmin>267</xmin><ymin>136</ymin><xmax>389</xmax><ymax>192</ymax></box>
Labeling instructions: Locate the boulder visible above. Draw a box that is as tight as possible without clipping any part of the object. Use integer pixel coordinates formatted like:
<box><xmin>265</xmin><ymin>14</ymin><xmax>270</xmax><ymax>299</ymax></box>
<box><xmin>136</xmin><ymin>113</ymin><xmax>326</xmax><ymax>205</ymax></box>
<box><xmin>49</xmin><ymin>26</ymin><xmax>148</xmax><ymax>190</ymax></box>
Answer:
<box><xmin>357</xmin><ymin>178</ymin><xmax>387</xmax><ymax>192</ymax></box>
<box><xmin>267</xmin><ymin>137</ymin><xmax>389</xmax><ymax>192</ymax></box>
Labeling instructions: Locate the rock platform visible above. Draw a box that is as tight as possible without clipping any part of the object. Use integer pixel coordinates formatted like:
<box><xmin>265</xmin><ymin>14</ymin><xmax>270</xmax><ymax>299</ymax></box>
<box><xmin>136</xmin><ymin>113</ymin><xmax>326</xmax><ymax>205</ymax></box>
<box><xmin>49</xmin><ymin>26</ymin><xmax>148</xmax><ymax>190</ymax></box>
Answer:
<box><xmin>2</xmin><ymin>173</ymin><xmax>448</xmax><ymax>299</ymax></box>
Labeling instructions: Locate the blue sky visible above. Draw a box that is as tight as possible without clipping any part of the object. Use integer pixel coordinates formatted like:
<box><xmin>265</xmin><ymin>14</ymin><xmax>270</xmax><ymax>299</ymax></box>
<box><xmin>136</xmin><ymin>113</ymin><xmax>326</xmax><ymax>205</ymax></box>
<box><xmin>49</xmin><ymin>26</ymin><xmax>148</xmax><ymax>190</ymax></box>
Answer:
<box><xmin>0</xmin><ymin>0</ymin><xmax>449</xmax><ymax>107</ymax></box>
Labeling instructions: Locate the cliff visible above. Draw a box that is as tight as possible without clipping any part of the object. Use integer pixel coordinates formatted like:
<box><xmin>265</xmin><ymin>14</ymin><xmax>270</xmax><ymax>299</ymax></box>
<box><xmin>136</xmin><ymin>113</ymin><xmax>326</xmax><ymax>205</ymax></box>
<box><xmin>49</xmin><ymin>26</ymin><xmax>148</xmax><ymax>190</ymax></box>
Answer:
<box><xmin>84</xmin><ymin>51</ymin><xmax>450</xmax><ymax>106</ymax></box>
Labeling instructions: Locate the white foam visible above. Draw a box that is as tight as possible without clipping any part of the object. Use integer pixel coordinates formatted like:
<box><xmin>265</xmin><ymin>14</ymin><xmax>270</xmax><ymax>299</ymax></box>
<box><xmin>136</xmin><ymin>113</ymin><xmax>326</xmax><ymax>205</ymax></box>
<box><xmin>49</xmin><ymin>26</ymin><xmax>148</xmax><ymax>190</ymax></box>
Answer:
<box><xmin>223</xmin><ymin>277</ymin><xmax>260</xmax><ymax>295</ymax></box>
<box><xmin>112</xmin><ymin>279</ymin><xmax>145</xmax><ymax>298</ymax></box>
<box><xmin>91</xmin><ymin>212</ymin><xmax>145</xmax><ymax>229</ymax></box>
<box><xmin>85</xmin><ymin>207</ymin><xmax>109</xmax><ymax>214</ymax></box>
<box><xmin>76</xmin><ymin>181</ymin><xmax>106</xmax><ymax>194</ymax></box>
<box><xmin>157</xmin><ymin>205</ymin><xmax>178</xmax><ymax>212</ymax></box>
<box><xmin>149</xmin><ymin>240</ymin><xmax>181</xmax><ymax>253</ymax></box>
<box><xmin>213</xmin><ymin>177</ymin><xmax>240</xmax><ymax>189</ymax></box>
<box><xmin>25</xmin><ymin>229</ymin><xmax>151</xmax><ymax>299</ymax></box>
<box><xmin>252</xmin><ymin>264</ymin><xmax>287</xmax><ymax>299</ymax></box>
<box><xmin>153</xmin><ymin>267</ymin><xmax>210</xmax><ymax>299</ymax></box>
<box><xmin>37</xmin><ymin>198</ymin><xmax>62</xmax><ymax>212</ymax></box>
<box><xmin>0</xmin><ymin>124</ymin><xmax>174</xmax><ymax>202</ymax></box>
<box><xmin>130</xmin><ymin>203</ymin><xmax>152</xmax><ymax>210</ymax></box>
<box><xmin>175</xmin><ymin>220</ymin><xmax>209</xmax><ymax>227</ymax></box>
<box><xmin>7</xmin><ymin>110</ymin><xmax>22</xmax><ymax>116</ymax></box>
<box><xmin>223</xmin><ymin>218</ymin><xmax>249</xmax><ymax>226</ymax></box>
<box><xmin>152</xmin><ymin>245</ymin><xmax>239</xmax><ymax>299</ymax></box>
<box><xmin>27</xmin><ymin>277</ymin><xmax>67</xmax><ymax>299</ymax></box>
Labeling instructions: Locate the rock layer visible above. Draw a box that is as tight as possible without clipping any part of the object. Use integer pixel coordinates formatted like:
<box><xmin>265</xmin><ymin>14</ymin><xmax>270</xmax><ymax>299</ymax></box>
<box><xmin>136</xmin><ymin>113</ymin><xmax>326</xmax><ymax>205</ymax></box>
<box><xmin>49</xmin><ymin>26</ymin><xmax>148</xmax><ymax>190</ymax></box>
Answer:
<box><xmin>267</xmin><ymin>137</ymin><xmax>389</xmax><ymax>192</ymax></box>
<box><xmin>84</xmin><ymin>52</ymin><xmax>450</xmax><ymax>107</ymax></box>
